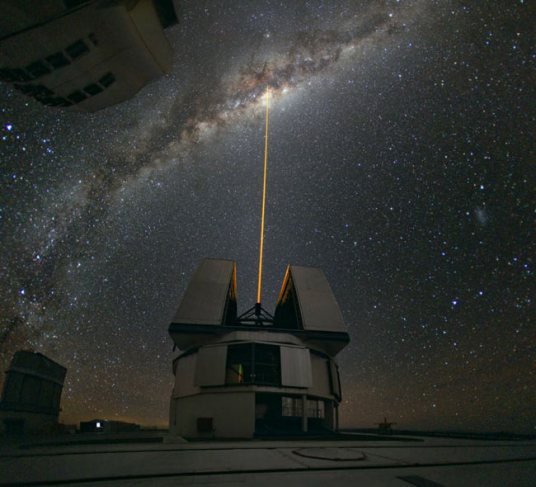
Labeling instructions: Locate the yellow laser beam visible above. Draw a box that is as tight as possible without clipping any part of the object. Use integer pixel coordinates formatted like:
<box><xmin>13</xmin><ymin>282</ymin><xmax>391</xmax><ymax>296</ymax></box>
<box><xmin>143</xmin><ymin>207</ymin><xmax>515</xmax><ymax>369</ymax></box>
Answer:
<box><xmin>256</xmin><ymin>91</ymin><xmax>270</xmax><ymax>305</ymax></box>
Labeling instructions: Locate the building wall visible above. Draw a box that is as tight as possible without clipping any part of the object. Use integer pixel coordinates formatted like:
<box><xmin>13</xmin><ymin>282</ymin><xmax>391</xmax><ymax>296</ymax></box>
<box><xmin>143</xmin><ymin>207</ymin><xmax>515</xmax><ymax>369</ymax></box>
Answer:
<box><xmin>0</xmin><ymin>0</ymin><xmax>66</xmax><ymax>36</ymax></box>
<box><xmin>173</xmin><ymin>336</ymin><xmax>321</xmax><ymax>391</ymax></box>
<box><xmin>1</xmin><ymin>371</ymin><xmax>63</xmax><ymax>416</ymax></box>
<box><xmin>0</xmin><ymin>410</ymin><xmax>59</xmax><ymax>434</ymax></box>
<box><xmin>1</xmin><ymin>351</ymin><xmax>66</xmax><ymax>431</ymax></box>
<box><xmin>173</xmin><ymin>353</ymin><xmax>200</xmax><ymax>398</ymax></box>
<box><xmin>171</xmin><ymin>391</ymin><xmax>255</xmax><ymax>438</ymax></box>
<box><xmin>309</xmin><ymin>353</ymin><xmax>331</xmax><ymax>397</ymax></box>
<box><xmin>324</xmin><ymin>400</ymin><xmax>335</xmax><ymax>430</ymax></box>
<box><xmin>0</xmin><ymin>0</ymin><xmax>173</xmax><ymax>111</ymax></box>
<box><xmin>169</xmin><ymin>331</ymin><xmax>343</xmax><ymax>438</ymax></box>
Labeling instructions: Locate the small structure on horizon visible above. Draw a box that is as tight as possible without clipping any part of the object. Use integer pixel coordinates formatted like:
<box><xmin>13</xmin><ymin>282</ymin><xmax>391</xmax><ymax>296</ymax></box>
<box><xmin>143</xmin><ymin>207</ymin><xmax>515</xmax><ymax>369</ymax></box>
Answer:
<box><xmin>377</xmin><ymin>417</ymin><xmax>396</xmax><ymax>434</ymax></box>
<box><xmin>168</xmin><ymin>259</ymin><xmax>350</xmax><ymax>439</ymax></box>
<box><xmin>0</xmin><ymin>350</ymin><xmax>66</xmax><ymax>434</ymax></box>
<box><xmin>79</xmin><ymin>419</ymin><xmax>140</xmax><ymax>433</ymax></box>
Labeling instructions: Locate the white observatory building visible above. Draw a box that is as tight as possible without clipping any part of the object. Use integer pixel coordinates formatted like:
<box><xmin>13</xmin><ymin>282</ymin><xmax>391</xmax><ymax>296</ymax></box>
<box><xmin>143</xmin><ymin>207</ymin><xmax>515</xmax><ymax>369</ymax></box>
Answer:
<box><xmin>168</xmin><ymin>259</ymin><xmax>350</xmax><ymax>439</ymax></box>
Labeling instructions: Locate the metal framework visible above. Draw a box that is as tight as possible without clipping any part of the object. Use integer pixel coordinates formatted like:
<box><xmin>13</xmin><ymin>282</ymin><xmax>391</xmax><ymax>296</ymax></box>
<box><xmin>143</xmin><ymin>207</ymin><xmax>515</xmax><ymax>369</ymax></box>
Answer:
<box><xmin>236</xmin><ymin>302</ymin><xmax>274</xmax><ymax>326</ymax></box>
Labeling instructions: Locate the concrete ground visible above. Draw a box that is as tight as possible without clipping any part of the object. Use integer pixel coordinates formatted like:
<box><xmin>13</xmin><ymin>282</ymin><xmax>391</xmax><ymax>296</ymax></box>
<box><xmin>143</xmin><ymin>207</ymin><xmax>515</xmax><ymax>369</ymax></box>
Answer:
<box><xmin>1</xmin><ymin>433</ymin><xmax>535</xmax><ymax>486</ymax></box>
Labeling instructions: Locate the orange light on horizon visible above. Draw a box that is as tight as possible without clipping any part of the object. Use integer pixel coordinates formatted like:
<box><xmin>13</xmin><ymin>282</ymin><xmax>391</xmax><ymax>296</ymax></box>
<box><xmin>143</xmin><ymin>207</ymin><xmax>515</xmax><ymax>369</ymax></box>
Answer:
<box><xmin>256</xmin><ymin>91</ymin><xmax>270</xmax><ymax>305</ymax></box>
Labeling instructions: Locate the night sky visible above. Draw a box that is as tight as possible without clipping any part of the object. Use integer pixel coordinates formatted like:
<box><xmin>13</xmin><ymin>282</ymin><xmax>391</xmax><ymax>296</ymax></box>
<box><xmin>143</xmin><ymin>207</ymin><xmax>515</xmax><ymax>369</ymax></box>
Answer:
<box><xmin>1</xmin><ymin>1</ymin><xmax>534</xmax><ymax>433</ymax></box>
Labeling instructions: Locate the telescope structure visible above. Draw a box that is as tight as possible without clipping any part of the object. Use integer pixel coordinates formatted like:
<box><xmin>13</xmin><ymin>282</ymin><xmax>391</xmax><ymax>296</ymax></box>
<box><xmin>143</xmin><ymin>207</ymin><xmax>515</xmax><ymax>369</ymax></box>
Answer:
<box><xmin>0</xmin><ymin>0</ymin><xmax>178</xmax><ymax>112</ymax></box>
<box><xmin>168</xmin><ymin>259</ymin><xmax>350</xmax><ymax>438</ymax></box>
<box><xmin>0</xmin><ymin>351</ymin><xmax>66</xmax><ymax>434</ymax></box>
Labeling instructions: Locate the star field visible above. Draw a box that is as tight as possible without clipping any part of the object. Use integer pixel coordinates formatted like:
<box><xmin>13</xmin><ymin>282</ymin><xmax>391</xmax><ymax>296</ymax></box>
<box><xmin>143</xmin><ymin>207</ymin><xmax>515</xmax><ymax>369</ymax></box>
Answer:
<box><xmin>1</xmin><ymin>0</ymin><xmax>534</xmax><ymax>432</ymax></box>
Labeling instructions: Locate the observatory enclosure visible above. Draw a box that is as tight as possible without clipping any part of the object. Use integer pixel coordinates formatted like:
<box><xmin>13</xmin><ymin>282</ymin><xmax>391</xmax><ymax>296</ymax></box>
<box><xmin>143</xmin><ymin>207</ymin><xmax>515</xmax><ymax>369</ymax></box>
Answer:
<box><xmin>168</xmin><ymin>259</ymin><xmax>350</xmax><ymax>439</ymax></box>
<box><xmin>0</xmin><ymin>351</ymin><xmax>67</xmax><ymax>434</ymax></box>
<box><xmin>0</xmin><ymin>0</ymin><xmax>177</xmax><ymax>112</ymax></box>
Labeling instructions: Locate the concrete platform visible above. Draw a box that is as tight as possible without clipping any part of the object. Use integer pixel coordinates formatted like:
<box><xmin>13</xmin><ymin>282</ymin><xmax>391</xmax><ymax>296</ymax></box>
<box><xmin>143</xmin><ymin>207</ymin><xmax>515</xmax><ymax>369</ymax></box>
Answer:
<box><xmin>0</xmin><ymin>434</ymin><xmax>534</xmax><ymax>486</ymax></box>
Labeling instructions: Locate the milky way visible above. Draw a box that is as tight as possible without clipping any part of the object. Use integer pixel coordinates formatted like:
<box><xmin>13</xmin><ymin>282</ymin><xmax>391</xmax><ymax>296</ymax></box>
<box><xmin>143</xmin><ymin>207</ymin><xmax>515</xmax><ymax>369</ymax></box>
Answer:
<box><xmin>1</xmin><ymin>0</ymin><xmax>534</xmax><ymax>431</ymax></box>
<box><xmin>112</xmin><ymin>1</ymin><xmax>409</xmax><ymax>187</ymax></box>
<box><xmin>2</xmin><ymin>0</ymin><xmax>413</xmax><ymax>345</ymax></box>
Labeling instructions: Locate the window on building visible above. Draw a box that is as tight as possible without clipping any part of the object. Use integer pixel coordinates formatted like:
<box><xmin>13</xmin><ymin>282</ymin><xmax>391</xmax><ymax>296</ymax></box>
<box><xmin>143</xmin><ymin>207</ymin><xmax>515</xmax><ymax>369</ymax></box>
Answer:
<box><xmin>99</xmin><ymin>72</ymin><xmax>116</xmax><ymax>88</ymax></box>
<box><xmin>41</xmin><ymin>97</ymin><xmax>72</xmax><ymax>107</ymax></box>
<box><xmin>255</xmin><ymin>344</ymin><xmax>281</xmax><ymax>385</ymax></box>
<box><xmin>31</xmin><ymin>86</ymin><xmax>54</xmax><ymax>101</ymax></box>
<box><xmin>13</xmin><ymin>84</ymin><xmax>71</xmax><ymax>107</ymax></box>
<box><xmin>153</xmin><ymin>0</ymin><xmax>179</xmax><ymax>28</ymax></box>
<box><xmin>225</xmin><ymin>343</ymin><xmax>281</xmax><ymax>386</ymax></box>
<box><xmin>67</xmin><ymin>90</ymin><xmax>87</xmax><ymax>103</ymax></box>
<box><xmin>0</xmin><ymin>68</ymin><xmax>32</xmax><ymax>83</ymax></box>
<box><xmin>46</xmin><ymin>52</ymin><xmax>70</xmax><ymax>69</ymax></box>
<box><xmin>281</xmin><ymin>397</ymin><xmax>325</xmax><ymax>418</ymax></box>
<box><xmin>14</xmin><ymin>84</ymin><xmax>51</xmax><ymax>97</ymax></box>
<box><xmin>307</xmin><ymin>399</ymin><xmax>325</xmax><ymax>418</ymax></box>
<box><xmin>83</xmin><ymin>83</ymin><xmax>103</xmax><ymax>96</ymax></box>
<box><xmin>25</xmin><ymin>61</ymin><xmax>51</xmax><ymax>79</ymax></box>
<box><xmin>282</xmin><ymin>396</ymin><xmax>303</xmax><ymax>417</ymax></box>
<box><xmin>18</xmin><ymin>71</ymin><xmax>116</xmax><ymax>107</ymax></box>
<box><xmin>226</xmin><ymin>344</ymin><xmax>252</xmax><ymax>384</ymax></box>
<box><xmin>66</xmin><ymin>40</ymin><xmax>90</xmax><ymax>59</ymax></box>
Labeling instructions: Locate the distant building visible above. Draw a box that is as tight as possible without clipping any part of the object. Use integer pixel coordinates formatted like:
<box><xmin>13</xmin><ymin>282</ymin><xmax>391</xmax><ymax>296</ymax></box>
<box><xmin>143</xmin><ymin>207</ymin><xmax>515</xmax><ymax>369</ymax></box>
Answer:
<box><xmin>0</xmin><ymin>351</ymin><xmax>67</xmax><ymax>434</ymax></box>
<box><xmin>377</xmin><ymin>417</ymin><xmax>396</xmax><ymax>434</ymax></box>
<box><xmin>0</xmin><ymin>0</ymin><xmax>178</xmax><ymax>112</ymax></box>
<box><xmin>79</xmin><ymin>419</ymin><xmax>140</xmax><ymax>433</ymax></box>
<box><xmin>168</xmin><ymin>259</ymin><xmax>350</xmax><ymax>439</ymax></box>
